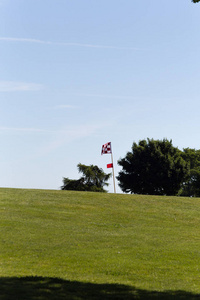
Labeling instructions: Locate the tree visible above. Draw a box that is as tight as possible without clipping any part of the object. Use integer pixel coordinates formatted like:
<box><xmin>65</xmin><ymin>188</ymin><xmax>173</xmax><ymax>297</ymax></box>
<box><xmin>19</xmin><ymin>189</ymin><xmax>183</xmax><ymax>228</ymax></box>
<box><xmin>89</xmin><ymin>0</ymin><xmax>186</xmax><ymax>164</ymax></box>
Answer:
<box><xmin>192</xmin><ymin>0</ymin><xmax>200</xmax><ymax>3</ymax></box>
<box><xmin>61</xmin><ymin>177</ymin><xmax>85</xmax><ymax>191</ymax></box>
<box><xmin>61</xmin><ymin>163</ymin><xmax>111</xmax><ymax>192</ymax></box>
<box><xmin>179</xmin><ymin>148</ymin><xmax>200</xmax><ymax>197</ymax></box>
<box><xmin>117</xmin><ymin>138</ymin><xmax>188</xmax><ymax>195</ymax></box>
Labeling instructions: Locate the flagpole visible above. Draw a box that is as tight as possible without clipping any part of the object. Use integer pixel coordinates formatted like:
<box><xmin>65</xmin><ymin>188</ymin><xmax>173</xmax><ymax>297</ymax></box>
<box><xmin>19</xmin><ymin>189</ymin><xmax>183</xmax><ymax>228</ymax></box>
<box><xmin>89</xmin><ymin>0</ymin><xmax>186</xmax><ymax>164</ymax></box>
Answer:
<box><xmin>101</xmin><ymin>141</ymin><xmax>116</xmax><ymax>193</ymax></box>
<box><xmin>111</xmin><ymin>152</ymin><xmax>116</xmax><ymax>193</ymax></box>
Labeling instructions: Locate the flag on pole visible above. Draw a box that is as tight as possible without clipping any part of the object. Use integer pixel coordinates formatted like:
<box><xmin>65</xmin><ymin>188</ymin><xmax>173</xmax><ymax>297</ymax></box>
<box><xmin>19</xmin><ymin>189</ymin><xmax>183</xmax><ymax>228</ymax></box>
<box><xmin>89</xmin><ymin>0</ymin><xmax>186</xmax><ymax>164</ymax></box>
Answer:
<box><xmin>107</xmin><ymin>163</ymin><xmax>113</xmax><ymax>168</ymax></box>
<box><xmin>101</xmin><ymin>141</ymin><xmax>116</xmax><ymax>193</ymax></box>
<box><xmin>101</xmin><ymin>142</ymin><xmax>112</xmax><ymax>155</ymax></box>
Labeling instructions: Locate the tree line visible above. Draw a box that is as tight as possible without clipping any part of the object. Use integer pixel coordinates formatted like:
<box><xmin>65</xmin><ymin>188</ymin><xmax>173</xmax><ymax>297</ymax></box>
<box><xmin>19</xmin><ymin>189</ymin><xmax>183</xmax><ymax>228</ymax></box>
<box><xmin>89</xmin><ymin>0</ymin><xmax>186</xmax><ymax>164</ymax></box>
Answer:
<box><xmin>61</xmin><ymin>139</ymin><xmax>200</xmax><ymax>197</ymax></box>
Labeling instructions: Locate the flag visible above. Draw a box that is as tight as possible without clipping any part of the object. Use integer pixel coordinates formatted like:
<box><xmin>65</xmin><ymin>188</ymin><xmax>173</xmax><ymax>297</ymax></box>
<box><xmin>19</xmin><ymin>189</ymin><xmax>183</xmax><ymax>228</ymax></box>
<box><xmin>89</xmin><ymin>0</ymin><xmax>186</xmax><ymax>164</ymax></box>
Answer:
<box><xmin>101</xmin><ymin>142</ymin><xmax>112</xmax><ymax>155</ymax></box>
<box><xmin>107</xmin><ymin>163</ymin><xmax>113</xmax><ymax>168</ymax></box>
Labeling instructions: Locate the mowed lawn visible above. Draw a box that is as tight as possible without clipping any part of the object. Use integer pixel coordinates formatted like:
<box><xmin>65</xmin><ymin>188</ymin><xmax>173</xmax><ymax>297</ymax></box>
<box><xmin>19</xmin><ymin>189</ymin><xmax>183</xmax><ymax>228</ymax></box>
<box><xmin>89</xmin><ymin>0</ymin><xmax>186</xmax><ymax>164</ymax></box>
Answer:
<box><xmin>0</xmin><ymin>188</ymin><xmax>200</xmax><ymax>299</ymax></box>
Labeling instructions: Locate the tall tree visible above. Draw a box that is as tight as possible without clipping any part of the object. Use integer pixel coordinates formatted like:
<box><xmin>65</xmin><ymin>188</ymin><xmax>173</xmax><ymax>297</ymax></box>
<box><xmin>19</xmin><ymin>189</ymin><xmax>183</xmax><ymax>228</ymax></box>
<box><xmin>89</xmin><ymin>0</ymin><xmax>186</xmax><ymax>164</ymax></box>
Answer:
<box><xmin>180</xmin><ymin>148</ymin><xmax>200</xmax><ymax>197</ymax></box>
<box><xmin>117</xmin><ymin>138</ymin><xmax>188</xmax><ymax>195</ymax></box>
<box><xmin>61</xmin><ymin>164</ymin><xmax>111</xmax><ymax>192</ymax></box>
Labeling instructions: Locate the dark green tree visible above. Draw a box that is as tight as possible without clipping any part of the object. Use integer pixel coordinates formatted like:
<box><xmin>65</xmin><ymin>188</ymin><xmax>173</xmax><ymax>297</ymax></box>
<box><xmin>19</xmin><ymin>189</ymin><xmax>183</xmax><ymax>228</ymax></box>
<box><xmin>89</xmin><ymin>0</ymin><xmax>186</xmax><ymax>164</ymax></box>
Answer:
<box><xmin>117</xmin><ymin>138</ymin><xmax>188</xmax><ymax>195</ymax></box>
<box><xmin>180</xmin><ymin>148</ymin><xmax>200</xmax><ymax>197</ymax></box>
<box><xmin>61</xmin><ymin>177</ymin><xmax>85</xmax><ymax>191</ymax></box>
<box><xmin>61</xmin><ymin>163</ymin><xmax>111</xmax><ymax>192</ymax></box>
<box><xmin>192</xmin><ymin>0</ymin><xmax>200</xmax><ymax>3</ymax></box>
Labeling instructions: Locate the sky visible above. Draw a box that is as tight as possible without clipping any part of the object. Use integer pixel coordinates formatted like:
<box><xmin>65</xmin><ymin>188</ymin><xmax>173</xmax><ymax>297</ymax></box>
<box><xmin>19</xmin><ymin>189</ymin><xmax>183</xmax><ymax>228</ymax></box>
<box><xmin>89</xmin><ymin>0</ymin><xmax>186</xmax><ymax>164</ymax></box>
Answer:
<box><xmin>0</xmin><ymin>0</ymin><xmax>200</xmax><ymax>193</ymax></box>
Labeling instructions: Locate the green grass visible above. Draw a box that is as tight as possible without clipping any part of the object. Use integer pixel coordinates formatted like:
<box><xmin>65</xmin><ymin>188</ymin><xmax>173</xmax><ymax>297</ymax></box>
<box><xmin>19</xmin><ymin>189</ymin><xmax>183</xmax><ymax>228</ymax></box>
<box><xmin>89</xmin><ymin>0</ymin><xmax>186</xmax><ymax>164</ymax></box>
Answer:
<box><xmin>0</xmin><ymin>188</ymin><xmax>200</xmax><ymax>299</ymax></box>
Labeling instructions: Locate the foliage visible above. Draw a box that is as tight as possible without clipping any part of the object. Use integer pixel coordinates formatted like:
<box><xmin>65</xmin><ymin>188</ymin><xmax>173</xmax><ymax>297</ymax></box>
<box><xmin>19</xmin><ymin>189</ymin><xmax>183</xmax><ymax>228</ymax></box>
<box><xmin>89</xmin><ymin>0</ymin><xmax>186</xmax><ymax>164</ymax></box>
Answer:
<box><xmin>192</xmin><ymin>0</ymin><xmax>200</xmax><ymax>2</ymax></box>
<box><xmin>1</xmin><ymin>188</ymin><xmax>200</xmax><ymax>295</ymax></box>
<box><xmin>61</xmin><ymin>177</ymin><xmax>85</xmax><ymax>191</ymax></box>
<box><xmin>117</xmin><ymin>138</ymin><xmax>188</xmax><ymax>195</ymax></box>
<box><xmin>179</xmin><ymin>148</ymin><xmax>200</xmax><ymax>197</ymax></box>
<box><xmin>61</xmin><ymin>163</ymin><xmax>111</xmax><ymax>192</ymax></box>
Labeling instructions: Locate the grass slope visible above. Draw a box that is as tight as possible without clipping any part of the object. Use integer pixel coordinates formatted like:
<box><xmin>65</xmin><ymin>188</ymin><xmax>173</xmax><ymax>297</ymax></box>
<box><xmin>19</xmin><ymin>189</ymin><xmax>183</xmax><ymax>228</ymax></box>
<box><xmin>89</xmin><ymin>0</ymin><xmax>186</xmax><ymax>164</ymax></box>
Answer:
<box><xmin>0</xmin><ymin>188</ymin><xmax>200</xmax><ymax>299</ymax></box>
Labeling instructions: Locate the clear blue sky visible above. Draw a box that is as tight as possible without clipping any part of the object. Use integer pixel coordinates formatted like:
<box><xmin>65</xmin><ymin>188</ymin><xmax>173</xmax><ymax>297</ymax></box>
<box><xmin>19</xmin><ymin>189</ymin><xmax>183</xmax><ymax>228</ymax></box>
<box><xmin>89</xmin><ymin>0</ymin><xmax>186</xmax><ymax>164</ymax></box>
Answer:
<box><xmin>0</xmin><ymin>0</ymin><xmax>200</xmax><ymax>193</ymax></box>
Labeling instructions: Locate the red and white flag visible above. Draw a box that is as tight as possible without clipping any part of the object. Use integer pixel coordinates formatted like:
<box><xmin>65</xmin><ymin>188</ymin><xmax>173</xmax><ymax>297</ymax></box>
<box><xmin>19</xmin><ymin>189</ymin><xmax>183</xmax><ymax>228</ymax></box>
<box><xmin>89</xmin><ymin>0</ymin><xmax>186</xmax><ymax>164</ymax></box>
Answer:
<box><xmin>101</xmin><ymin>142</ymin><xmax>112</xmax><ymax>155</ymax></box>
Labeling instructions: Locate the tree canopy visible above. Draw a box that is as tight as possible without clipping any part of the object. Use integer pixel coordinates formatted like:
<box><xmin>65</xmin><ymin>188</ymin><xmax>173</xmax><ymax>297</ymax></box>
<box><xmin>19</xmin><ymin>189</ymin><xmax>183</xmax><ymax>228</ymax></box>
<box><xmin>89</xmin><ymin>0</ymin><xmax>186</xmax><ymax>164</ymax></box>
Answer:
<box><xmin>117</xmin><ymin>139</ymin><xmax>188</xmax><ymax>196</ymax></box>
<box><xmin>179</xmin><ymin>148</ymin><xmax>200</xmax><ymax>197</ymax></box>
<box><xmin>192</xmin><ymin>0</ymin><xmax>200</xmax><ymax>3</ymax></box>
<box><xmin>61</xmin><ymin>163</ymin><xmax>111</xmax><ymax>192</ymax></box>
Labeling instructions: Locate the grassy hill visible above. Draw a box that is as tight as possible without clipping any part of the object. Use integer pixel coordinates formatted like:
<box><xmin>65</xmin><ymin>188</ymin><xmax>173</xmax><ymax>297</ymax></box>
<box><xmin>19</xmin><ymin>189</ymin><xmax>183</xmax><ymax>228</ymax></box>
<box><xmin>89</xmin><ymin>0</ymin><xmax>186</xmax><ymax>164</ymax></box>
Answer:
<box><xmin>0</xmin><ymin>188</ymin><xmax>200</xmax><ymax>299</ymax></box>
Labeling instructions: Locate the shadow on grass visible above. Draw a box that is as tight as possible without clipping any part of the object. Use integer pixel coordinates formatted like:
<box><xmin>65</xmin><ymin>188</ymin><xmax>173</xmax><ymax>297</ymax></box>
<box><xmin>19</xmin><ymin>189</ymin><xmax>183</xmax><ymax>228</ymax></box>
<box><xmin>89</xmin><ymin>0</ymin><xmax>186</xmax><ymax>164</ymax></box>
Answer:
<box><xmin>0</xmin><ymin>277</ymin><xmax>200</xmax><ymax>300</ymax></box>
